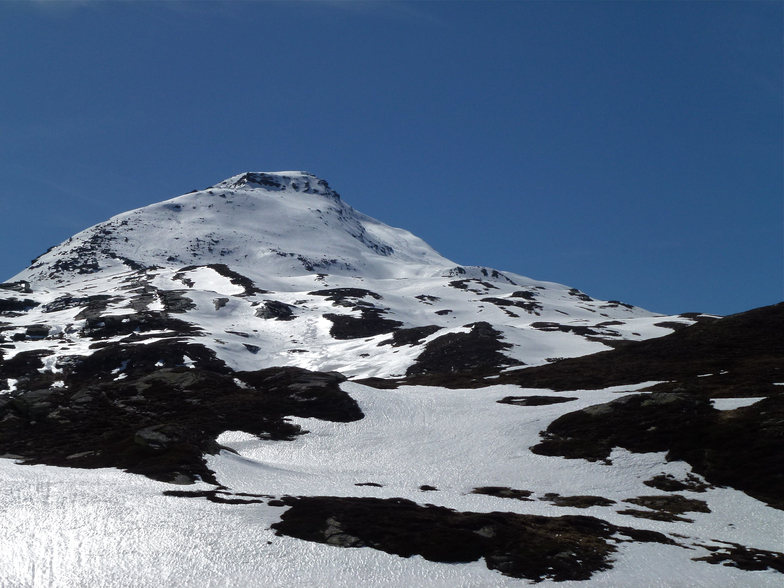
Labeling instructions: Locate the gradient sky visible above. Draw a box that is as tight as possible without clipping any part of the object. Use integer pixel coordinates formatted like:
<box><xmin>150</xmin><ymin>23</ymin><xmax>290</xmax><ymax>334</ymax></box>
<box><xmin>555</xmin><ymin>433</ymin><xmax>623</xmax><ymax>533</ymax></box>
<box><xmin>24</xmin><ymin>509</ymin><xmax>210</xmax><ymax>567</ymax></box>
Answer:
<box><xmin>1</xmin><ymin>0</ymin><xmax>781</xmax><ymax>316</ymax></box>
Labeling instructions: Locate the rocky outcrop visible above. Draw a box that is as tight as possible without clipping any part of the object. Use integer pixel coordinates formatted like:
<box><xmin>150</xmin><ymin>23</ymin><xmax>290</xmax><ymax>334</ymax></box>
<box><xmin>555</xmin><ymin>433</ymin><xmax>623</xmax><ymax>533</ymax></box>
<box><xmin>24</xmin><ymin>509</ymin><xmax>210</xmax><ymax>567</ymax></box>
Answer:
<box><xmin>271</xmin><ymin>495</ymin><xmax>672</xmax><ymax>582</ymax></box>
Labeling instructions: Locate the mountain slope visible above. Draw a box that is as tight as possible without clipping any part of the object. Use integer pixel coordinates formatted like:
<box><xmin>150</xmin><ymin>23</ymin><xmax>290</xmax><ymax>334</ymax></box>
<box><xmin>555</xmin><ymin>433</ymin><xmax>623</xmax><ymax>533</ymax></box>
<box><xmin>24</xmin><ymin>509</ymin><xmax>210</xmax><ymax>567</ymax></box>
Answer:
<box><xmin>3</xmin><ymin>171</ymin><xmax>694</xmax><ymax>382</ymax></box>
<box><xmin>1</xmin><ymin>172</ymin><xmax>781</xmax><ymax>587</ymax></box>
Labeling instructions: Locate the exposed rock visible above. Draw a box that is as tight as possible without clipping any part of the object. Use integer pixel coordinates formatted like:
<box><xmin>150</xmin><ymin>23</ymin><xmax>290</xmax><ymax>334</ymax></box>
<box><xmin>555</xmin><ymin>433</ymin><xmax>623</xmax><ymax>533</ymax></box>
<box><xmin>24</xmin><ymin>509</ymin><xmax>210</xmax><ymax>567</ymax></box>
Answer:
<box><xmin>693</xmin><ymin>541</ymin><xmax>784</xmax><ymax>573</ymax></box>
<box><xmin>481</xmin><ymin>297</ymin><xmax>542</xmax><ymax>315</ymax></box>
<box><xmin>532</xmin><ymin>392</ymin><xmax>784</xmax><ymax>510</ymax></box>
<box><xmin>643</xmin><ymin>473</ymin><xmax>712</xmax><ymax>493</ymax></box>
<box><xmin>377</xmin><ymin>325</ymin><xmax>441</xmax><ymax>347</ymax></box>
<box><xmin>497</xmin><ymin>395</ymin><xmax>578</xmax><ymax>406</ymax></box>
<box><xmin>271</xmin><ymin>495</ymin><xmax>672</xmax><ymax>582</ymax></box>
<box><xmin>505</xmin><ymin>302</ymin><xmax>784</xmax><ymax>396</ymax></box>
<box><xmin>255</xmin><ymin>300</ymin><xmax>297</xmax><ymax>321</ymax></box>
<box><xmin>471</xmin><ymin>486</ymin><xmax>533</xmax><ymax>501</ymax></box>
<box><xmin>81</xmin><ymin>313</ymin><xmax>200</xmax><ymax>340</ymax></box>
<box><xmin>0</xmin><ymin>344</ymin><xmax>361</xmax><ymax>484</ymax></box>
<box><xmin>323</xmin><ymin>311</ymin><xmax>402</xmax><ymax>340</ymax></box>
<box><xmin>157</xmin><ymin>290</ymin><xmax>196</xmax><ymax>313</ymax></box>
<box><xmin>618</xmin><ymin>495</ymin><xmax>711</xmax><ymax>523</ymax></box>
<box><xmin>309</xmin><ymin>288</ymin><xmax>383</xmax><ymax>303</ymax></box>
<box><xmin>25</xmin><ymin>325</ymin><xmax>50</xmax><ymax>339</ymax></box>
<box><xmin>0</xmin><ymin>281</ymin><xmax>32</xmax><ymax>294</ymax></box>
<box><xmin>539</xmin><ymin>494</ymin><xmax>616</xmax><ymax>509</ymax></box>
<box><xmin>406</xmin><ymin>322</ymin><xmax>522</xmax><ymax>376</ymax></box>
<box><xmin>0</xmin><ymin>298</ymin><xmax>39</xmax><ymax>313</ymax></box>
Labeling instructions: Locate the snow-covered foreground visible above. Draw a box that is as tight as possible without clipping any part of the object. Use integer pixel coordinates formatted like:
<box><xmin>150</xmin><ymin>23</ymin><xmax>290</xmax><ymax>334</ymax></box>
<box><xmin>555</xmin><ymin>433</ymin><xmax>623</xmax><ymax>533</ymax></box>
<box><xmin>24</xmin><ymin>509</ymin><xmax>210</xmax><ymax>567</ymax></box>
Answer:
<box><xmin>1</xmin><ymin>382</ymin><xmax>780</xmax><ymax>587</ymax></box>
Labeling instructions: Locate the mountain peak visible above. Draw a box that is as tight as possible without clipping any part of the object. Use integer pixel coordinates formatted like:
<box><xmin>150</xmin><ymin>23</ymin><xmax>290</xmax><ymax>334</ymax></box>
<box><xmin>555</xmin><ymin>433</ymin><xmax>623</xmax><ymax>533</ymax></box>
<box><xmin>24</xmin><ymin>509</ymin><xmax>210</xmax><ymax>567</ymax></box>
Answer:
<box><xmin>11</xmin><ymin>171</ymin><xmax>450</xmax><ymax>286</ymax></box>
<box><xmin>215</xmin><ymin>171</ymin><xmax>340</xmax><ymax>201</ymax></box>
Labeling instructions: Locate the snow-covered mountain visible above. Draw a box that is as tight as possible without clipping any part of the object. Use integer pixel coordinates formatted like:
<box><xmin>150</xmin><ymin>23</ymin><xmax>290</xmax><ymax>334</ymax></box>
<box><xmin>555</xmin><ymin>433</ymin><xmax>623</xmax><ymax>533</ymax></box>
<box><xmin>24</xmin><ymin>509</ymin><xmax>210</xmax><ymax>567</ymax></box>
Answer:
<box><xmin>7</xmin><ymin>171</ymin><xmax>694</xmax><ymax>380</ymax></box>
<box><xmin>1</xmin><ymin>172</ymin><xmax>781</xmax><ymax>587</ymax></box>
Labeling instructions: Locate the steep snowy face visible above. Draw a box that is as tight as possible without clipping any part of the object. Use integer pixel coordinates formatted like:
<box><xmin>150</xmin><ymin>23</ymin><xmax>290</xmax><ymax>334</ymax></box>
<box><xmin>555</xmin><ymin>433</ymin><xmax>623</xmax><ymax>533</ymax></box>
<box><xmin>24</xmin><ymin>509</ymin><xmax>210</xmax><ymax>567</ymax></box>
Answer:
<box><xmin>14</xmin><ymin>171</ymin><xmax>451</xmax><ymax>287</ymax></box>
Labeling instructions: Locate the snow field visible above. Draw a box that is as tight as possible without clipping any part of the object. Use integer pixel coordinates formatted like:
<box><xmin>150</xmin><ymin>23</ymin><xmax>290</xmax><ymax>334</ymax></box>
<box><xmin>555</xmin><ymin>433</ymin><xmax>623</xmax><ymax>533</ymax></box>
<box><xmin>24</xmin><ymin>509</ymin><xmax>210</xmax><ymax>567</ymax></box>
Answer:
<box><xmin>1</xmin><ymin>381</ymin><xmax>781</xmax><ymax>587</ymax></box>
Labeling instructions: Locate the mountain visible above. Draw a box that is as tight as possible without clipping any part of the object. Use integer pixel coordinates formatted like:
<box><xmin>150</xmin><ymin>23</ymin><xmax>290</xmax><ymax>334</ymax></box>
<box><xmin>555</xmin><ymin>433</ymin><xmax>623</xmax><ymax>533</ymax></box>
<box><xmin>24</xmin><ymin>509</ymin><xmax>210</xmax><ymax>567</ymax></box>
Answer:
<box><xmin>5</xmin><ymin>171</ymin><xmax>695</xmax><ymax>380</ymax></box>
<box><xmin>0</xmin><ymin>172</ymin><xmax>781</xmax><ymax>587</ymax></box>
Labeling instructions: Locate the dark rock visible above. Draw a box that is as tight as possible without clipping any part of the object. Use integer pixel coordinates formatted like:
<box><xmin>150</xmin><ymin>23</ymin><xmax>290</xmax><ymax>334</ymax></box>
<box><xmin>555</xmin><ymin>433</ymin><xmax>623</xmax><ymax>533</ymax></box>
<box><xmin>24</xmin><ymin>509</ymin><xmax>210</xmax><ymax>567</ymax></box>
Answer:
<box><xmin>415</xmin><ymin>295</ymin><xmax>440</xmax><ymax>304</ymax></box>
<box><xmin>0</xmin><ymin>298</ymin><xmax>39</xmax><ymax>313</ymax></box>
<box><xmin>481</xmin><ymin>297</ymin><xmax>543</xmax><ymax>315</ymax></box>
<box><xmin>693</xmin><ymin>541</ymin><xmax>784</xmax><ymax>573</ymax></box>
<box><xmin>407</xmin><ymin>322</ymin><xmax>522</xmax><ymax>376</ymax></box>
<box><xmin>309</xmin><ymin>288</ymin><xmax>382</xmax><ymax>303</ymax></box>
<box><xmin>0</xmin><ymin>361</ymin><xmax>361</xmax><ymax>485</ymax></box>
<box><xmin>0</xmin><ymin>281</ymin><xmax>32</xmax><ymax>294</ymax></box>
<box><xmin>532</xmin><ymin>392</ymin><xmax>784</xmax><ymax>510</ymax></box>
<box><xmin>0</xmin><ymin>349</ymin><xmax>54</xmax><ymax>380</ymax></box>
<box><xmin>471</xmin><ymin>486</ymin><xmax>533</xmax><ymax>501</ymax></box>
<box><xmin>654</xmin><ymin>321</ymin><xmax>693</xmax><ymax>331</ymax></box>
<box><xmin>271</xmin><ymin>496</ymin><xmax>672</xmax><ymax>582</ymax></box>
<box><xmin>448</xmin><ymin>279</ymin><xmax>498</xmax><ymax>292</ymax></box>
<box><xmin>81</xmin><ymin>313</ymin><xmax>200</xmax><ymax>340</ymax></box>
<box><xmin>539</xmin><ymin>494</ymin><xmax>616</xmax><ymax>508</ymax></box>
<box><xmin>497</xmin><ymin>395</ymin><xmax>579</xmax><ymax>406</ymax></box>
<box><xmin>567</xmin><ymin>288</ymin><xmax>593</xmax><ymax>302</ymax></box>
<box><xmin>377</xmin><ymin>325</ymin><xmax>441</xmax><ymax>347</ymax></box>
<box><xmin>618</xmin><ymin>495</ymin><xmax>710</xmax><ymax>523</ymax></box>
<box><xmin>23</xmin><ymin>325</ymin><xmax>50</xmax><ymax>340</ymax></box>
<box><xmin>39</xmin><ymin>295</ymin><xmax>118</xmax><ymax>319</ymax></box>
<box><xmin>205</xmin><ymin>264</ymin><xmax>267</xmax><ymax>296</ymax></box>
<box><xmin>323</xmin><ymin>312</ymin><xmax>402</xmax><ymax>340</ymax></box>
<box><xmin>506</xmin><ymin>302</ymin><xmax>784</xmax><ymax>396</ymax></box>
<box><xmin>643</xmin><ymin>474</ymin><xmax>712</xmax><ymax>493</ymax></box>
<box><xmin>157</xmin><ymin>290</ymin><xmax>196</xmax><ymax>313</ymax></box>
<box><xmin>255</xmin><ymin>300</ymin><xmax>297</xmax><ymax>321</ymax></box>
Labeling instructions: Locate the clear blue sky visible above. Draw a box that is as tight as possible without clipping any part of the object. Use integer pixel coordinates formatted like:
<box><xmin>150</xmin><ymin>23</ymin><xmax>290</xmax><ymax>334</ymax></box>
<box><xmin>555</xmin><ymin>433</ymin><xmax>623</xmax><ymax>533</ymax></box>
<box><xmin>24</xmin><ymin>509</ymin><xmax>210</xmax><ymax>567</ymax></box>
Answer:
<box><xmin>1</xmin><ymin>0</ymin><xmax>781</xmax><ymax>316</ymax></box>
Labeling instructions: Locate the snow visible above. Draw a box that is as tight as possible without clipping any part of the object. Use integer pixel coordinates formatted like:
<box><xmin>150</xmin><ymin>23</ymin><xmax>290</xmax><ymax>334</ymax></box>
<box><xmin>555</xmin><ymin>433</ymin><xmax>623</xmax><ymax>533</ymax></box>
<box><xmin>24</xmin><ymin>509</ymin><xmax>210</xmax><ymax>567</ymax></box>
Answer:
<box><xmin>2</xmin><ymin>172</ymin><xmax>776</xmax><ymax>586</ymax></box>
<box><xmin>711</xmin><ymin>397</ymin><xmax>767</xmax><ymax>411</ymax></box>
<box><xmin>1</xmin><ymin>171</ymin><xmax>696</xmax><ymax>381</ymax></box>
<box><xmin>0</xmin><ymin>381</ymin><xmax>780</xmax><ymax>587</ymax></box>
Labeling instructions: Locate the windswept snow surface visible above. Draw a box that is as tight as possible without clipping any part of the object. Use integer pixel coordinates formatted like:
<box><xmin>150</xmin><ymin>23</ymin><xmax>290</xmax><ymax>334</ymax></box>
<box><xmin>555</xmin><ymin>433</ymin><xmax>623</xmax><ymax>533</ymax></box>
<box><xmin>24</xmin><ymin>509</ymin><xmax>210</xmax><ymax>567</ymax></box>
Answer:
<box><xmin>1</xmin><ymin>382</ymin><xmax>780</xmax><ymax>587</ymax></box>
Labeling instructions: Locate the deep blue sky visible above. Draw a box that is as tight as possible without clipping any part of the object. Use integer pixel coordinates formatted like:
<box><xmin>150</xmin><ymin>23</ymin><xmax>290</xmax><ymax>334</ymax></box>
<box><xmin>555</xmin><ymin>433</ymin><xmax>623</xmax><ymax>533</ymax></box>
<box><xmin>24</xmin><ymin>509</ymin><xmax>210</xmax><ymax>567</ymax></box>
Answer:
<box><xmin>1</xmin><ymin>1</ymin><xmax>781</xmax><ymax>316</ymax></box>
